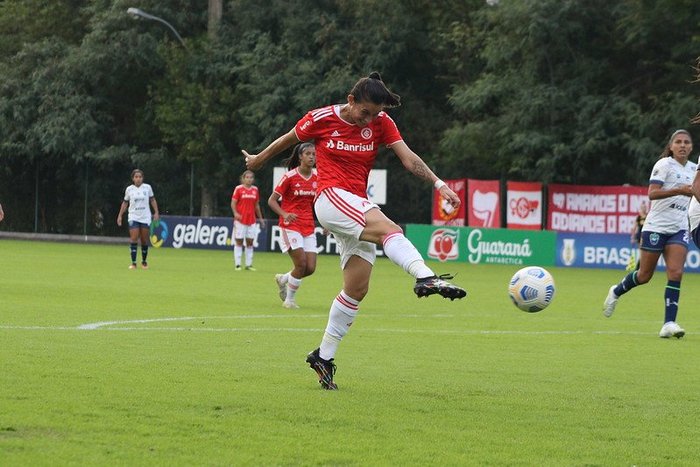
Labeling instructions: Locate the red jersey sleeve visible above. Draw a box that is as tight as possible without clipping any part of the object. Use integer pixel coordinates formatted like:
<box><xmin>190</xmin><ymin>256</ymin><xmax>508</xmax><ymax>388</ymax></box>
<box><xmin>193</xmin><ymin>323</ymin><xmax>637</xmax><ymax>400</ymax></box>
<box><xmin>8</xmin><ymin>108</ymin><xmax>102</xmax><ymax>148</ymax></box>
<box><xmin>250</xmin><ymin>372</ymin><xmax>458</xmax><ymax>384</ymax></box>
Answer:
<box><xmin>232</xmin><ymin>185</ymin><xmax>240</xmax><ymax>200</ymax></box>
<box><xmin>274</xmin><ymin>173</ymin><xmax>290</xmax><ymax>196</ymax></box>
<box><xmin>379</xmin><ymin>112</ymin><xmax>402</xmax><ymax>147</ymax></box>
<box><xmin>294</xmin><ymin>107</ymin><xmax>330</xmax><ymax>142</ymax></box>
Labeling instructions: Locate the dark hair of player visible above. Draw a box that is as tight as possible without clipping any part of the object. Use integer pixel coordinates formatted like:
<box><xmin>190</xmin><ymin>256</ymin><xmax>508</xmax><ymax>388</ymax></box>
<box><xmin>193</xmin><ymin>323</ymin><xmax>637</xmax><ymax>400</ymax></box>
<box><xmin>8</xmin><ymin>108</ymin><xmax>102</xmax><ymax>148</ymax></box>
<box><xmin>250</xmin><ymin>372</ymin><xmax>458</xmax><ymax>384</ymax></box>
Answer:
<box><xmin>349</xmin><ymin>71</ymin><xmax>401</xmax><ymax>108</ymax></box>
<box><xmin>283</xmin><ymin>142</ymin><xmax>314</xmax><ymax>170</ymax></box>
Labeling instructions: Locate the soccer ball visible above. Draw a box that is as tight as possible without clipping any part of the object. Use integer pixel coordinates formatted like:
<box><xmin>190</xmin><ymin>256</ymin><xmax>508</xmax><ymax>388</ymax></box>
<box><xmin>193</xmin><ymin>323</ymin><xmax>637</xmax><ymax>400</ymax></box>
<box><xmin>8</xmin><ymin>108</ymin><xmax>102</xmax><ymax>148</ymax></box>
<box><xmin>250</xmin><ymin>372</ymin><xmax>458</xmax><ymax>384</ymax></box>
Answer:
<box><xmin>508</xmin><ymin>266</ymin><xmax>556</xmax><ymax>313</ymax></box>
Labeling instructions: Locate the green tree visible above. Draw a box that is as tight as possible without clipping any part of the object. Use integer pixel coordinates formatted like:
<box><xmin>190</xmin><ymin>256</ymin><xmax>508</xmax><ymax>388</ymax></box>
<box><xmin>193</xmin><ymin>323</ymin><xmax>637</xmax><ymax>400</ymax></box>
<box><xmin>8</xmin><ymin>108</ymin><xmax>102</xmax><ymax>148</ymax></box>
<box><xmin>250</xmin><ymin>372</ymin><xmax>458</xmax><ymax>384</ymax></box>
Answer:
<box><xmin>0</xmin><ymin>0</ymin><xmax>90</xmax><ymax>58</ymax></box>
<box><xmin>441</xmin><ymin>0</ymin><xmax>700</xmax><ymax>186</ymax></box>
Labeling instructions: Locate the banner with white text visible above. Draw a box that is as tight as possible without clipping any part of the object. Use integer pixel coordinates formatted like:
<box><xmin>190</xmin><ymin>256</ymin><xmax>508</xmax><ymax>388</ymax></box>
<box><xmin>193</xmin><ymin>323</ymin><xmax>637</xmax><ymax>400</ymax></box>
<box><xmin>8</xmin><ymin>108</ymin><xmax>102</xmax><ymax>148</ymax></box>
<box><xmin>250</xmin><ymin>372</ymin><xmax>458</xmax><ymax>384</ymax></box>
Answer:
<box><xmin>556</xmin><ymin>232</ymin><xmax>700</xmax><ymax>272</ymax></box>
<box><xmin>148</xmin><ymin>215</ymin><xmax>382</xmax><ymax>256</ymax></box>
<box><xmin>406</xmin><ymin>224</ymin><xmax>556</xmax><ymax>266</ymax></box>
<box><xmin>547</xmin><ymin>184</ymin><xmax>647</xmax><ymax>233</ymax></box>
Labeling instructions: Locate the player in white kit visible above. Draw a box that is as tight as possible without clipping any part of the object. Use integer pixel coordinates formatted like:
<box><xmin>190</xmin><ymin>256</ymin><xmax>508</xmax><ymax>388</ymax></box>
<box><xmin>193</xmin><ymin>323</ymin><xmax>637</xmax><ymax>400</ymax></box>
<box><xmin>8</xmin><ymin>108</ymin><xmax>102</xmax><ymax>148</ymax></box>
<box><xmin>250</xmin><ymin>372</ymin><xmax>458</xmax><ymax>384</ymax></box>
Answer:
<box><xmin>603</xmin><ymin>130</ymin><xmax>695</xmax><ymax>338</ymax></box>
<box><xmin>117</xmin><ymin>169</ymin><xmax>160</xmax><ymax>269</ymax></box>
<box><xmin>243</xmin><ymin>72</ymin><xmax>466</xmax><ymax>390</ymax></box>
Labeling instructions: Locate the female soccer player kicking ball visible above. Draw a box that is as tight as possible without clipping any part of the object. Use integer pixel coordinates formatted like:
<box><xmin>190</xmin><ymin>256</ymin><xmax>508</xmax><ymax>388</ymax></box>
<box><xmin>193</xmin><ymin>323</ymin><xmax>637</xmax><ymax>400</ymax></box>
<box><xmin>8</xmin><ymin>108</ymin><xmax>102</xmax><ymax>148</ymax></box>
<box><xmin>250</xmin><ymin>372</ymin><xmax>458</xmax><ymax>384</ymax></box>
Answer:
<box><xmin>243</xmin><ymin>72</ymin><xmax>466</xmax><ymax>390</ymax></box>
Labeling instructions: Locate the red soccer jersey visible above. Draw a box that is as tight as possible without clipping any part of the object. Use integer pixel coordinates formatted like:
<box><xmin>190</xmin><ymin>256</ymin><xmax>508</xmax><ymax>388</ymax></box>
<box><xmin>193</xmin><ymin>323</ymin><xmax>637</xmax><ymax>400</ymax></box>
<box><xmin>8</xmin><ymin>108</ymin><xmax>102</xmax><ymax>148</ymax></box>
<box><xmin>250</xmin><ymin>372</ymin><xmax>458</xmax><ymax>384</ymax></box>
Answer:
<box><xmin>231</xmin><ymin>184</ymin><xmax>259</xmax><ymax>225</ymax></box>
<box><xmin>294</xmin><ymin>105</ymin><xmax>402</xmax><ymax>198</ymax></box>
<box><xmin>274</xmin><ymin>168</ymin><xmax>318</xmax><ymax>236</ymax></box>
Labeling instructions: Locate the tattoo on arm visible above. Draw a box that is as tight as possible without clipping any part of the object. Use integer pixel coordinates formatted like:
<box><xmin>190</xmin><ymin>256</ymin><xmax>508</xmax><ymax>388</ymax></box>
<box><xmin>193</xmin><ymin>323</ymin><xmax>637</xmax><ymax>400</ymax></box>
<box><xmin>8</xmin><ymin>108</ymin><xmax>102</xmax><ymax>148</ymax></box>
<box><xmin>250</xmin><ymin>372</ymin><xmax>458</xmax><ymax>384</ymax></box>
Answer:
<box><xmin>410</xmin><ymin>159</ymin><xmax>433</xmax><ymax>182</ymax></box>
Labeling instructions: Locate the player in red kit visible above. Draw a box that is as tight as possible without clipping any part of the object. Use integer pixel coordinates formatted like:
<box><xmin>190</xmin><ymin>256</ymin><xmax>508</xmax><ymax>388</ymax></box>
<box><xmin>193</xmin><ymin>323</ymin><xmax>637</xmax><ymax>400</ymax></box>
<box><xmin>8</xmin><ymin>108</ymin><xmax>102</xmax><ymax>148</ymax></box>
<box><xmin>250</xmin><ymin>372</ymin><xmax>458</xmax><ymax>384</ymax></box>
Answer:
<box><xmin>231</xmin><ymin>170</ymin><xmax>265</xmax><ymax>271</ymax></box>
<box><xmin>243</xmin><ymin>72</ymin><xmax>466</xmax><ymax>390</ymax></box>
<box><xmin>268</xmin><ymin>142</ymin><xmax>319</xmax><ymax>309</ymax></box>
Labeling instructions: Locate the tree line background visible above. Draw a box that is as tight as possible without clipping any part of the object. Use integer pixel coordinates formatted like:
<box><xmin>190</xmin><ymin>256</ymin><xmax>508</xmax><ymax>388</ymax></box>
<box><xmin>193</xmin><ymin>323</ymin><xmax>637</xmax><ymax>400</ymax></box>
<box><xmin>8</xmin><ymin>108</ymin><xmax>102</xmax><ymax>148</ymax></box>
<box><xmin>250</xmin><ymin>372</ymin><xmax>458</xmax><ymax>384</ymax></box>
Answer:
<box><xmin>0</xmin><ymin>0</ymin><xmax>698</xmax><ymax>235</ymax></box>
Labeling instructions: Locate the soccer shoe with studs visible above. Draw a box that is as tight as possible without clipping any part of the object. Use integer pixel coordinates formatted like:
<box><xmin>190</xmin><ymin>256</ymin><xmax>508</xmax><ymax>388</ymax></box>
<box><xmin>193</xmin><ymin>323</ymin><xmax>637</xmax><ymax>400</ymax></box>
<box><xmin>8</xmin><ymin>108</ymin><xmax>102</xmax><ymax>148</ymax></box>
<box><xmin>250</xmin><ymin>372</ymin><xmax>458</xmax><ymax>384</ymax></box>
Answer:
<box><xmin>283</xmin><ymin>300</ymin><xmax>300</xmax><ymax>309</ymax></box>
<box><xmin>274</xmin><ymin>274</ymin><xmax>287</xmax><ymax>301</ymax></box>
<box><xmin>414</xmin><ymin>274</ymin><xmax>467</xmax><ymax>300</ymax></box>
<box><xmin>659</xmin><ymin>321</ymin><xmax>685</xmax><ymax>339</ymax></box>
<box><xmin>128</xmin><ymin>263</ymin><xmax>137</xmax><ymax>270</ymax></box>
<box><xmin>603</xmin><ymin>285</ymin><xmax>618</xmax><ymax>318</ymax></box>
<box><xmin>245</xmin><ymin>265</ymin><xmax>257</xmax><ymax>271</ymax></box>
<box><xmin>306</xmin><ymin>348</ymin><xmax>338</xmax><ymax>390</ymax></box>
<box><xmin>141</xmin><ymin>262</ymin><xmax>148</xmax><ymax>270</ymax></box>
<box><xmin>234</xmin><ymin>265</ymin><xmax>242</xmax><ymax>271</ymax></box>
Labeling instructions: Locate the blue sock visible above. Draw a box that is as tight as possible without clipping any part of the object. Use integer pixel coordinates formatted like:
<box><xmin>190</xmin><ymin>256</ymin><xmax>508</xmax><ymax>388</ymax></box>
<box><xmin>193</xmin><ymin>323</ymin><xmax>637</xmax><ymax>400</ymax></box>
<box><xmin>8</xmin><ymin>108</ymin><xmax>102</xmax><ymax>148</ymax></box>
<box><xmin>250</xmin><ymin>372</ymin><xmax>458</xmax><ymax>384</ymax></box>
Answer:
<box><xmin>141</xmin><ymin>245</ymin><xmax>149</xmax><ymax>263</ymax></box>
<box><xmin>130</xmin><ymin>243</ymin><xmax>137</xmax><ymax>264</ymax></box>
<box><xmin>614</xmin><ymin>271</ymin><xmax>638</xmax><ymax>297</ymax></box>
<box><xmin>664</xmin><ymin>280</ymin><xmax>681</xmax><ymax>323</ymax></box>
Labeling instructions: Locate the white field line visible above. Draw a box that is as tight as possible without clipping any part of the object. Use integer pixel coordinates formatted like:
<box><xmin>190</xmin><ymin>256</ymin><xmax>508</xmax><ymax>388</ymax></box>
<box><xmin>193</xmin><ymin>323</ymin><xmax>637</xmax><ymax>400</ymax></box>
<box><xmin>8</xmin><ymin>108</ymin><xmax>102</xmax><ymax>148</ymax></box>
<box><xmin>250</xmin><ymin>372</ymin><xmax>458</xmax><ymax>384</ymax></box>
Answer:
<box><xmin>0</xmin><ymin>315</ymin><xmax>659</xmax><ymax>336</ymax></box>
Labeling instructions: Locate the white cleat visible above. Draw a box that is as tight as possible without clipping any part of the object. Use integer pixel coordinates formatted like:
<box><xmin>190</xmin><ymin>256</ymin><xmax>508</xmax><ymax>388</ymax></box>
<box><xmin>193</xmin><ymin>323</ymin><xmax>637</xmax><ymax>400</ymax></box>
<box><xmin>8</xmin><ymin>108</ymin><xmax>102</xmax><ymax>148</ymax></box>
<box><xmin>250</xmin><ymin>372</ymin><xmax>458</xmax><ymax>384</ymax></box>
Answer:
<box><xmin>274</xmin><ymin>274</ymin><xmax>287</xmax><ymax>302</ymax></box>
<box><xmin>603</xmin><ymin>285</ymin><xmax>618</xmax><ymax>318</ymax></box>
<box><xmin>282</xmin><ymin>300</ymin><xmax>300</xmax><ymax>309</ymax></box>
<box><xmin>659</xmin><ymin>321</ymin><xmax>685</xmax><ymax>339</ymax></box>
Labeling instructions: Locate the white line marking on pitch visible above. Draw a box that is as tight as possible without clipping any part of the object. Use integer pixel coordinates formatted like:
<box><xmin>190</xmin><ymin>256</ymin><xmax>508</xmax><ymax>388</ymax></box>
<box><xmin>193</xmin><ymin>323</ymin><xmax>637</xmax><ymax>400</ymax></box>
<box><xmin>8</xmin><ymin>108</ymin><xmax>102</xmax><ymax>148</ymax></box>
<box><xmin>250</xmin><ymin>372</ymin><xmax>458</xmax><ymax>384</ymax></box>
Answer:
<box><xmin>0</xmin><ymin>315</ymin><xmax>660</xmax><ymax>336</ymax></box>
<box><xmin>76</xmin><ymin>314</ymin><xmax>332</xmax><ymax>329</ymax></box>
<box><xmin>77</xmin><ymin>317</ymin><xmax>199</xmax><ymax>330</ymax></box>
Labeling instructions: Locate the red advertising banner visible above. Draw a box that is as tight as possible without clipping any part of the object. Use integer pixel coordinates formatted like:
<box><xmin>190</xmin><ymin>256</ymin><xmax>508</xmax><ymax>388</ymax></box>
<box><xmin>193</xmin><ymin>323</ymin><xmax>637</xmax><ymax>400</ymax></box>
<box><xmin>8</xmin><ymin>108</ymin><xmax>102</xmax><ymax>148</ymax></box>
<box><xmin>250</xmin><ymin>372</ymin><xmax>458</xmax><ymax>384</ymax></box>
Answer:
<box><xmin>467</xmin><ymin>179</ymin><xmax>501</xmax><ymax>228</ymax></box>
<box><xmin>432</xmin><ymin>178</ymin><xmax>467</xmax><ymax>226</ymax></box>
<box><xmin>547</xmin><ymin>184</ymin><xmax>648</xmax><ymax>233</ymax></box>
<box><xmin>507</xmin><ymin>181</ymin><xmax>543</xmax><ymax>230</ymax></box>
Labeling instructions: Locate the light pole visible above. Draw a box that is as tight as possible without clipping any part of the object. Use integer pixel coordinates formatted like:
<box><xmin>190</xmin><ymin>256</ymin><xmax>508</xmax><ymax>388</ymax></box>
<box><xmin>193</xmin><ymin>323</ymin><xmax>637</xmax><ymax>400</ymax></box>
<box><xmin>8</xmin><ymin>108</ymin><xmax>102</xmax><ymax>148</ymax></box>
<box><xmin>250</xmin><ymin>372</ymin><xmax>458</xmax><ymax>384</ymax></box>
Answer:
<box><xmin>127</xmin><ymin>8</ymin><xmax>186</xmax><ymax>48</ymax></box>
<box><xmin>126</xmin><ymin>7</ymin><xmax>194</xmax><ymax>216</ymax></box>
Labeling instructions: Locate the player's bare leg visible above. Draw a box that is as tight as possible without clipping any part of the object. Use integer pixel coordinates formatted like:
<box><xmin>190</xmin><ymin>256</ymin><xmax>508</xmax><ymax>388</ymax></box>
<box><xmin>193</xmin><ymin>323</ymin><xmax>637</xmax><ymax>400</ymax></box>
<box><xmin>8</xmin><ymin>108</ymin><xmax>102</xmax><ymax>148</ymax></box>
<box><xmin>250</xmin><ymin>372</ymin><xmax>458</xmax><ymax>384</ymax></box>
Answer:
<box><xmin>362</xmin><ymin>208</ymin><xmax>466</xmax><ymax>300</ymax></box>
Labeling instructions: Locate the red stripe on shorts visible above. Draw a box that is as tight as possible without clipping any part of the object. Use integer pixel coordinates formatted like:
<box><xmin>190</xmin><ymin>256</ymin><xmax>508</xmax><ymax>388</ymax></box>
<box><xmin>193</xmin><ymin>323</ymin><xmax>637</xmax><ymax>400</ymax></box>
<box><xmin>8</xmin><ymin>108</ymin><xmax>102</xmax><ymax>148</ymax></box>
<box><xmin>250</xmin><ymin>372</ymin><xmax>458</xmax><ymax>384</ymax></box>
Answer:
<box><xmin>326</xmin><ymin>188</ymin><xmax>366</xmax><ymax>226</ymax></box>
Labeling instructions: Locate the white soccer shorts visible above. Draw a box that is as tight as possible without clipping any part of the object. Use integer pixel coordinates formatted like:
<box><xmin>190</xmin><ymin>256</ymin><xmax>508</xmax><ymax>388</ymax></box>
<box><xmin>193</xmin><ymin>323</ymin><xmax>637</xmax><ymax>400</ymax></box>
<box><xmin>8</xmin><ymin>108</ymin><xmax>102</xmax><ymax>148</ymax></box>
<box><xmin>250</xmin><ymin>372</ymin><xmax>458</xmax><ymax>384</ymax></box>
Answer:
<box><xmin>314</xmin><ymin>187</ymin><xmax>379</xmax><ymax>269</ymax></box>
<box><xmin>233</xmin><ymin>220</ymin><xmax>258</xmax><ymax>240</ymax></box>
<box><xmin>280</xmin><ymin>228</ymin><xmax>317</xmax><ymax>253</ymax></box>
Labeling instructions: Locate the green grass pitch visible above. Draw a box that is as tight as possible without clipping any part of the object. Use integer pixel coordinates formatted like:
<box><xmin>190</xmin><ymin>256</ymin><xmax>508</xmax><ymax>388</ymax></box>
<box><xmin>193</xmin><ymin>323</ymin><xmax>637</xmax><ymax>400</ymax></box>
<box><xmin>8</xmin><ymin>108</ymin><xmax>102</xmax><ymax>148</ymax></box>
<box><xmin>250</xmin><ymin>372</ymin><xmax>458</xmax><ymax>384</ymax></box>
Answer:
<box><xmin>2</xmin><ymin>239</ymin><xmax>700</xmax><ymax>465</ymax></box>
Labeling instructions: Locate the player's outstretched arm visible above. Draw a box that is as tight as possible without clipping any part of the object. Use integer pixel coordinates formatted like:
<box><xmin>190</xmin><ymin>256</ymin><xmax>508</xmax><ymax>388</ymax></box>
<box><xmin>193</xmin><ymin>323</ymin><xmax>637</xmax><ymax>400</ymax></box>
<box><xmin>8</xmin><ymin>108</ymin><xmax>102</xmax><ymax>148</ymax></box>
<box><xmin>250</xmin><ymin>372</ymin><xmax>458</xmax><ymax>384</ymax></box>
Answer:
<box><xmin>242</xmin><ymin>129</ymin><xmax>300</xmax><ymax>171</ymax></box>
<box><xmin>391</xmin><ymin>141</ymin><xmax>461</xmax><ymax>209</ymax></box>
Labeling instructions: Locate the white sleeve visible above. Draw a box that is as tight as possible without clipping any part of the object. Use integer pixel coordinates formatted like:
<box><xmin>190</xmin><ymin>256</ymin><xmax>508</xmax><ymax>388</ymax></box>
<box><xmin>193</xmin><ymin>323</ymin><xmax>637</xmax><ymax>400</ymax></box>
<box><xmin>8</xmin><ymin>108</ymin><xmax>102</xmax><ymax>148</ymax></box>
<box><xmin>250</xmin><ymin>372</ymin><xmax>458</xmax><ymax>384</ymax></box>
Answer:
<box><xmin>649</xmin><ymin>159</ymin><xmax>668</xmax><ymax>185</ymax></box>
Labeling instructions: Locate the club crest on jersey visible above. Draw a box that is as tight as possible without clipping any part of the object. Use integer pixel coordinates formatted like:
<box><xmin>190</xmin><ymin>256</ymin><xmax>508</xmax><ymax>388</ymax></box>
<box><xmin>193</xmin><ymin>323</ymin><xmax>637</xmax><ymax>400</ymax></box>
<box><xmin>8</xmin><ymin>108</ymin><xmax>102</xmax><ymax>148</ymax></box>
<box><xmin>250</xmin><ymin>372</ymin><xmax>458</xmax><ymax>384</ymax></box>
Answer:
<box><xmin>361</xmin><ymin>128</ymin><xmax>372</xmax><ymax>140</ymax></box>
<box><xmin>326</xmin><ymin>139</ymin><xmax>375</xmax><ymax>152</ymax></box>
